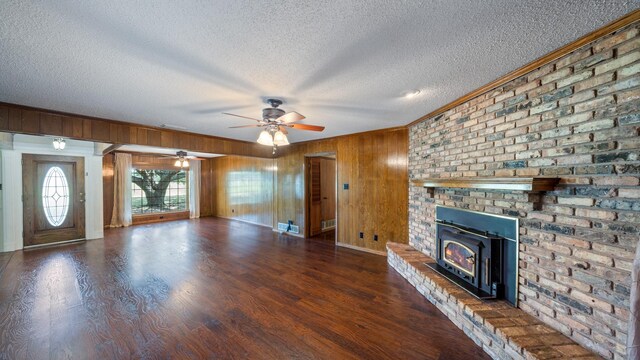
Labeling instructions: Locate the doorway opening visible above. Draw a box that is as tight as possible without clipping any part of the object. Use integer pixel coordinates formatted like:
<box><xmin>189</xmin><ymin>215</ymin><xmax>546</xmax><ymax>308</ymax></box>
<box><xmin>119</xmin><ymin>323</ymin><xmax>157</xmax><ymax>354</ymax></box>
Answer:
<box><xmin>304</xmin><ymin>153</ymin><xmax>337</xmax><ymax>242</ymax></box>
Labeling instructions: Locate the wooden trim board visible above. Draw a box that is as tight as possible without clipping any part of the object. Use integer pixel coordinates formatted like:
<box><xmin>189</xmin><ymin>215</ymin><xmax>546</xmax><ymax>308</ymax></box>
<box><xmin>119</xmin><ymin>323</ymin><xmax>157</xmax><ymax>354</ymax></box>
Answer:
<box><xmin>337</xmin><ymin>242</ymin><xmax>387</xmax><ymax>256</ymax></box>
<box><xmin>411</xmin><ymin>177</ymin><xmax>560</xmax><ymax>192</ymax></box>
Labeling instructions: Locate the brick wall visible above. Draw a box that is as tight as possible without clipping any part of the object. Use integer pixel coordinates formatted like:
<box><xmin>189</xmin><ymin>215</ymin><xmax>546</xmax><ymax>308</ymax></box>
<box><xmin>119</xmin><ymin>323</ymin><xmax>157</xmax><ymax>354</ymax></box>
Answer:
<box><xmin>408</xmin><ymin>23</ymin><xmax>639</xmax><ymax>359</ymax></box>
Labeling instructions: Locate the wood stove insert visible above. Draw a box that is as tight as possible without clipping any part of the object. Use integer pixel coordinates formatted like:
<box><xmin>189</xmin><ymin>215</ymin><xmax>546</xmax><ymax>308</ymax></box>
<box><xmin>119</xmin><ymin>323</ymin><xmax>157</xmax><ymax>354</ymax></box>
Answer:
<box><xmin>426</xmin><ymin>206</ymin><xmax>518</xmax><ymax>306</ymax></box>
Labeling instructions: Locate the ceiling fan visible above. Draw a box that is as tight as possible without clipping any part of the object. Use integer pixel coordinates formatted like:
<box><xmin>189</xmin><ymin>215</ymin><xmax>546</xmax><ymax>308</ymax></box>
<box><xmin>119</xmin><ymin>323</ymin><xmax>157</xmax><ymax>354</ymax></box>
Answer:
<box><xmin>224</xmin><ymin>99</ymin><xmax>325</xmax><ymax>148</ymax></box>
<box><xmin>160</xmin><ymin>151</ymin><xmax>205</xmax><ymax>168</ymax></box>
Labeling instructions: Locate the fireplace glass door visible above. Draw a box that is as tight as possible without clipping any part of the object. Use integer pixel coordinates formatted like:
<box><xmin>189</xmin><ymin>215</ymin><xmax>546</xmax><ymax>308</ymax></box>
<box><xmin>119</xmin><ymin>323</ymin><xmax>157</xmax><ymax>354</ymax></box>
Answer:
<box><xmin>443</xmin><ymin>240</ymin><xmax>476</xmax><ymax>277</ymax></box>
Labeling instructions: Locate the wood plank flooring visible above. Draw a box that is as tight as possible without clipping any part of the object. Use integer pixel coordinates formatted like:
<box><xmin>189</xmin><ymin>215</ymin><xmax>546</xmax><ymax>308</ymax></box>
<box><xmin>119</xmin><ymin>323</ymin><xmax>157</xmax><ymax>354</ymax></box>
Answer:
<box><xmin>0</xmin><ymin>217</ymin><xmax>490</xmax><ymax>359</ymax></box>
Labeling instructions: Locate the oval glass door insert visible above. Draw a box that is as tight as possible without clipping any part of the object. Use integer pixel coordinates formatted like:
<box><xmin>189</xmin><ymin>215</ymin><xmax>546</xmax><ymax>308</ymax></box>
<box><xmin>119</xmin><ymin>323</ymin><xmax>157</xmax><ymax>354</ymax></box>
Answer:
<box><xmin>42</xmin><ymin>166</ymin><xmax>70</xmax><ymax>227</ymax></box>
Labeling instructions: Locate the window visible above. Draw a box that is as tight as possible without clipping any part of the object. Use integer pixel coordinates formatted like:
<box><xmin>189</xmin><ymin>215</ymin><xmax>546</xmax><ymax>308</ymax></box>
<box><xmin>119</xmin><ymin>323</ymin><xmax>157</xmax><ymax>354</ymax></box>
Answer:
<box><xmin>42</xmin><ymin>166</ymin><xmax>70</xmax><ymax>226</ymax></box>
<box><xmin>131</xmin><ymin>169</ymin><xmax>188</xmax><ymax>214</ymax></box>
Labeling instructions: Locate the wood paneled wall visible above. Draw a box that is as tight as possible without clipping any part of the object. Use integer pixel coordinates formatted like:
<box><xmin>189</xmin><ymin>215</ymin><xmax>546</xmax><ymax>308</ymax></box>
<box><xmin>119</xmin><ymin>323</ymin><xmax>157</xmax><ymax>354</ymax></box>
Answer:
<box><xmin>207</xmin><ymin>156</ymin><xmax>275</xmax><ymax>227</ymax></box>
<box><xmin>200</xmin><ymin>159</ymin><xmax>214</xmax><ymax>217</ymax></box>
<box><xmin>276</xmin><ymin>127</ymin><xmax>408</xmax><ymax>253</ymax></box>
<box><xmin>130</xmin><ymin>153</ymin><xmax>183</xmax><ymax>169</ymax></box>
<box><xmin>102</xmin><ymin>153</ymin><xmax>115</xmax><ymax>226</ymax></box>
<box><xmin>0</xmin><ymin>102</ymin><xmax>273</xmax><ymax>158</ymax></box>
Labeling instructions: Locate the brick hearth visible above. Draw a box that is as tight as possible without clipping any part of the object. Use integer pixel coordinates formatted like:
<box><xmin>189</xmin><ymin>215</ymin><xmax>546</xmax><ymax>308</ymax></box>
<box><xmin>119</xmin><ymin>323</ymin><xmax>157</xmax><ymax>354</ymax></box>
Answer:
<box><xmin>387</xmin><ymin>242</ymin><xmax>601</xmax><ymax>360</ymax></box>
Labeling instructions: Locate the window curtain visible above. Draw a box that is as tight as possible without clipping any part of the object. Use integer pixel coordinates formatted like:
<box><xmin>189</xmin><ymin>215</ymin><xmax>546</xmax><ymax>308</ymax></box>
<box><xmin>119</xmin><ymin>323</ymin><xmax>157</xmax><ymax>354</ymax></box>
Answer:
<box><xmin>628</xmin><ymin>240</ymin><xmax>640</xmax><ymax>360</ymax></box>
<box><xmin>110</xmin><ymin>153</ymin><xmax>132</xmax><ymax>227</ymax></box>
<box><xmin>189</xmin><ymin>160</ymin><xmax>200</xmax><ymax>219</ymax></box>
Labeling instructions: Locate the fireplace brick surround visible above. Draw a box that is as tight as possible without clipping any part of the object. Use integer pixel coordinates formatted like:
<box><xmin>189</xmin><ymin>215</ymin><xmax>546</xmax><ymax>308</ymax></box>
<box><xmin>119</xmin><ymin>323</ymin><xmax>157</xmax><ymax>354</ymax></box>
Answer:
<box><xmin>400</xmin><ymin>22</ymin><xmax>640</xmax><ymax>359</ymax></box>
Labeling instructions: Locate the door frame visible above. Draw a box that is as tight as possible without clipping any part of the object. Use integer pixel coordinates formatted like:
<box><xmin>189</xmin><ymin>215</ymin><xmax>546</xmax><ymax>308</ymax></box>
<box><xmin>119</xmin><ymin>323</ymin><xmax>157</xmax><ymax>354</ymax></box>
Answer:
<box><xmin>304</xmin><ymin>152</ymin><xmax>337</xmax><ymax>243</ymax></box>
<box><xmin>22</xmin><ymin>154</ymin><xmax>86</xmax><ymax>247</ymax></box>
<box><xmin>0</xmin><ymin>134</ymin><xmax>104</xmax><ymax>253</ymax></box>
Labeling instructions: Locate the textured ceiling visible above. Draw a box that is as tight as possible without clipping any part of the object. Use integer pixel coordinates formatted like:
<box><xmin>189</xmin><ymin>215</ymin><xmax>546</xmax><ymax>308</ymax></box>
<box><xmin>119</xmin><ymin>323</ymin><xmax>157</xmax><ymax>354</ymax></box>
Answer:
<box><xmin>0</xmin><ymin>1</ymin><xmax>638</xmax><ymax>143</ymax></box>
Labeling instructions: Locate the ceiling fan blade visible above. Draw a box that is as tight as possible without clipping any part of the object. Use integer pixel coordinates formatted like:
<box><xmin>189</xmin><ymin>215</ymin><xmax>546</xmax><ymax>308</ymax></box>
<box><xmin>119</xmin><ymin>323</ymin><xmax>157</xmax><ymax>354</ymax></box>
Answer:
<box><xmin>222</xmin><ymin>113</ymin><xmax>263</xmax><ymax>122</ymax></box>
<box><xmin>228</xmin><ymin>124</ymin><xmax>263</xmax><ymax>128</ymax></box>
<box><xmin>279</xmin><ymin>126</ymin><xmax>288</xmax><ymax>134</ymax></box>
<box><xmin>276</xmin><ymin>111</ymin><xmax>305</xmax><ymax>123</ymax></box>
<box><xmin>186</xmin><ymin>156</ymin><xmax>207</xmax><ymax>160</ymax></box>
<box><xmin>289</xmin><ymin>123</ymin><xmax>325</xmax><ymax>132</ymax></box>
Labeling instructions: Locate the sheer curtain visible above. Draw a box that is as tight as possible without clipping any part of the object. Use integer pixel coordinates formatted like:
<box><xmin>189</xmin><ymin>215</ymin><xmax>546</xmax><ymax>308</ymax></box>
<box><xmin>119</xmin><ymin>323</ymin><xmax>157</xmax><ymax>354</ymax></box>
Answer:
<box><xmin>189</xmin><ymin>160</ymin><xmax>200</xmax><ymax>219</ymax></box>
<box><xmin>110</xmin><ymin>153</ymin><xmax>132</xmax><ymax>227</ymax></box>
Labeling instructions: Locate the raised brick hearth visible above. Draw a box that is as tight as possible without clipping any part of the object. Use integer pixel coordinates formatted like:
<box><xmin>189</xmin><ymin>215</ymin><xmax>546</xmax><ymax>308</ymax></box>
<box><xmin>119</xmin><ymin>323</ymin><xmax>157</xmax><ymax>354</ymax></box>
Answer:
<box><xmin>387</xmin><ymin>243</ymin><xmax>601</xmax><ymax>359</ymax></box>
<box><xmin>405</xmin><ymin>22</ymin><xmax>639</xmax><ymax>359</ymax></box>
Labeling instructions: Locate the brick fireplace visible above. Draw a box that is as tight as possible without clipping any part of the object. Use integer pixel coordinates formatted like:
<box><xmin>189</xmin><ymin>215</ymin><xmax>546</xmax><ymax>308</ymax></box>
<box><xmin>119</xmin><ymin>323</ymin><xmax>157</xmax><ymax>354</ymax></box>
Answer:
<box><xmin>398</xmin><ymin>22</ymin><xmax>639</xmax><ymax>359</ymax></box>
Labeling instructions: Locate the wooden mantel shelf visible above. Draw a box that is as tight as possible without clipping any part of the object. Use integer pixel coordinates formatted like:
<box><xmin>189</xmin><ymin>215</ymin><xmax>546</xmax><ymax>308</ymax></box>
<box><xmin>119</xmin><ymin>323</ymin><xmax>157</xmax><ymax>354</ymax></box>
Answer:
<box><xmin>410</xmin><ymin>177</ymin><xmax>559</xmax><ymax>192</ymax></box>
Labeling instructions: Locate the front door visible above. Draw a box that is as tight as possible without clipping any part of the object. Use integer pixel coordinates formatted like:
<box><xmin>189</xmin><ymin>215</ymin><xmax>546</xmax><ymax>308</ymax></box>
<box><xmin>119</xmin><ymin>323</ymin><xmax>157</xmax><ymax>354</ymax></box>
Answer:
<box><xmin>22</xmin><ymin>154</ymin><xmax>85</xmax><ymax>247</ymax></box>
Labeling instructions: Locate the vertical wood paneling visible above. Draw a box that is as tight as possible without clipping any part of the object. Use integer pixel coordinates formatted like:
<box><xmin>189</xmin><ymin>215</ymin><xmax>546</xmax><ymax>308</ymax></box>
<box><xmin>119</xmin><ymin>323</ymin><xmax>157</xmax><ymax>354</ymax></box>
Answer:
<box><xmin>0</xmin><ymin>106</ymin><xmax>7</xmax><ymax>129</ymax></box>
<box><xmin>8</xmin><ymin>108</ymin><xmax>21</xmax><ymax>131</ymax></box>
<box><xmin>276</xmin><ymin>128</ymin><xmax>408</xmax><ymax>252</ymax></box>
<box><xmin>40</xmin><ymin>114</ymin><xmax>63</xmax><ymax>136</ymax></box>
<box><xmin>0</xmin><ymin>102</ymin><xmax>274</xmax><ymax>158</ymax></box>
<box><xmin>209</xmin><ymin>156</ymin><xmax>275</xmax><ymax>227</ymax></box>
<box><xmin>200</xmin><ymin>159</ymin><xmax>214</xmax><ymax>217</ymax></box>
<box><xmin>102</xmin><ymin>153</ymin><xmax>115</xmax><ymax>227</ymax></box>
<box><xmin>21</xmin><ymin>110</ymin><xmax>40</xmax><ymax>134</ymax></box>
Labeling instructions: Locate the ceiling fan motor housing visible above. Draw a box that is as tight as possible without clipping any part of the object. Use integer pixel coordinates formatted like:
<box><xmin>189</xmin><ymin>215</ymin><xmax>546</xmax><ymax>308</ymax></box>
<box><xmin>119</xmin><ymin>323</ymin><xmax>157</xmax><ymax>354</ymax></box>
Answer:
<box><xmin>263</xmin><ymin>107</ymin><xmax>285</xmax><ymax>121</ymax></box>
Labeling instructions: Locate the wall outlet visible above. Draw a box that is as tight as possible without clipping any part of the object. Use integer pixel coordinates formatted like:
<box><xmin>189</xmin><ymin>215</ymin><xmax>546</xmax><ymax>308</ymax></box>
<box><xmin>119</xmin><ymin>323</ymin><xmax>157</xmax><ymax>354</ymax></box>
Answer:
<box><xmin>343</xmin><ymin>183</ymin><xmax>349</xmax><ymax>190</ymax></box>
<box><xmin>374</xmin><ymin>234</ymin><xmax>378</xmax><ymax>241</ymax></box>
<box><xmin>359</xmin><ymin>232</ymin><xmax>364</xmax><ymax>239</ymax></box>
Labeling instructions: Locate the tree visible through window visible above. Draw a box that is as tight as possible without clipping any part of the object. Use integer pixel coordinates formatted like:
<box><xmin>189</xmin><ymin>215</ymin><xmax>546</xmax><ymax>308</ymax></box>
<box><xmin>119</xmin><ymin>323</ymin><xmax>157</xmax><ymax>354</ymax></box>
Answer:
<box><xmin>131</xmin><ymin>169</ymin><xmax>188</xmax><ymax>214</ymax></box>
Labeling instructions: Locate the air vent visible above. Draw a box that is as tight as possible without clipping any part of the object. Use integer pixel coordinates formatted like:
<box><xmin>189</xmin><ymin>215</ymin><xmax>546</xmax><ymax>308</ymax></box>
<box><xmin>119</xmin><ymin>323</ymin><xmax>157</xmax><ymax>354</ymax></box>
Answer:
<box><xmin>277</xmin><ymin>222</ymin><xmax>300</xmax><ymax>234</ymax></box>
<box><xmin>321</xmin><ymin>219</ymin><xmax>336</xmax><ymax>230</ymax></box>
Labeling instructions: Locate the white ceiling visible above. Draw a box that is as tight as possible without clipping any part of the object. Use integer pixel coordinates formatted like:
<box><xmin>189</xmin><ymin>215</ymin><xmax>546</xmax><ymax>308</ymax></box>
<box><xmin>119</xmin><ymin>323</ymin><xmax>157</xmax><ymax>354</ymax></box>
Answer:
<box><xmin>0</xmin><ymin>1</ymin><xmax>637</xmax><ymax>143</ymax></box>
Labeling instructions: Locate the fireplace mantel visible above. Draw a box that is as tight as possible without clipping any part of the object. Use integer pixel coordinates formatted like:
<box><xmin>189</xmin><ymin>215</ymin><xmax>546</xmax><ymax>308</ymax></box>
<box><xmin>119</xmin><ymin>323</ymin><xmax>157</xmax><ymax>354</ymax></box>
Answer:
<box><xmin>411</xmin><ymin>177</ymin><xmax>559</xmax><ymax>192</ymax></box>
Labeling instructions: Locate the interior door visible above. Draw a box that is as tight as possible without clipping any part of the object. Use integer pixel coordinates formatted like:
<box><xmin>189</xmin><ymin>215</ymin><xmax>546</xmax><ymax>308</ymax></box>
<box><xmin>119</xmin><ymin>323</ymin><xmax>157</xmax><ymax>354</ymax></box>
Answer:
<box><xmin>22</xmin><ymin>154</ymin><xmax>86</xmax><ymax>247</ymax></box>
<box><xmin>320</xmin><ymin>158</ymin><xmax>336</xmax><ymax>226</ymax></box>
<box><xmin>308</xmin><ymin>157</ymin><xmax>322</xmax><ymax>236</ymax></box>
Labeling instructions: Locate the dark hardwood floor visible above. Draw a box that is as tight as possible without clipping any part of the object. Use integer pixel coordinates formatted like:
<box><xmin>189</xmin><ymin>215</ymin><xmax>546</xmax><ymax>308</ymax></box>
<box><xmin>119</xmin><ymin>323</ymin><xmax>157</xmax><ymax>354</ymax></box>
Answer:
<box><xmin>0</xmin><ymin>217</ymin><xmax>489</xmax><ymax>359</ymax></box>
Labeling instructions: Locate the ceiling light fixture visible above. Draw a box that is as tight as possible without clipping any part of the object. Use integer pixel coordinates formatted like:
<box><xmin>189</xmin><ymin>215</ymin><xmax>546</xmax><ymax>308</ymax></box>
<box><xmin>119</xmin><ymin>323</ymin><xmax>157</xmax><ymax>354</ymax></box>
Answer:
<box><xmin>174</xmin><ymin>151</ymin><xmax>190</xmax><ymax>168</ymax></box>
<box><xmin>52</xmin><ymin>138</ymin><xmax>66</xmax><ymax>150</ymax></box>
<box><xmin>272</xmin><ymin>130</ymin><xmax>289</xmax><ymax>146</ymax></box>
<box><xmin>256</xmin><ymin>127</ymin><xmax>290</xmax><ymax>154</ymax></box>
<box><xmin>257</xmin><ymin>130</ymin><xmax>274</xmax><ymax>146</ymax></box>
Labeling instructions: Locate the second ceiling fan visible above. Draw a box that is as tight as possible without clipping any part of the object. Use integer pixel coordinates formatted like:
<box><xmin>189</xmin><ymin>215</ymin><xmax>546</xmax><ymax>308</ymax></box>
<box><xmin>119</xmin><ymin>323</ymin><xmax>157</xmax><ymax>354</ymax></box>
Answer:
<box><xmin>224</xmin><ymin>99</ymin><xmax>324</xmax><ymax>147</ymax></box>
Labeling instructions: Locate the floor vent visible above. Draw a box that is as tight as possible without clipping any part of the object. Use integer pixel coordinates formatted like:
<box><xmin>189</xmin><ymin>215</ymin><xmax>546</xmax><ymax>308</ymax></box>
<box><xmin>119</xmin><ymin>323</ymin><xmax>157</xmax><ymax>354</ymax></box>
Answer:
<box><xmin>277</xmin><ymin>222</ymin><xmax>300</xmax><ymax>234</ymax></box>
<box><xmin>321</xmin><ymin>219</ymin><xmax>336</xmax><ymax>230</ymax></box>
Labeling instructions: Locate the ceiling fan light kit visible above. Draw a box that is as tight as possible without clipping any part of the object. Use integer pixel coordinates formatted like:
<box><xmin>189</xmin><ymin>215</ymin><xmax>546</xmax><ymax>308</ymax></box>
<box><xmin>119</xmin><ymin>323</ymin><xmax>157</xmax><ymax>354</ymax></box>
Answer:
<box><xmin>257</xmin><ymin>130</ymin><xmax>274</xmax><ymax>146</ymax></box>
<box><xmin>172</xmin><ymin>150</ymin><xmax>193</xmax><ymax>168</ymax></box>
<box><xmin>273</xmin><ymin>130</ymin><xmax>289</xmax><ymax>146</ymax></box>
<box><xmin>224</xmin><ymin>98</ymin><xmax>325</xmax><ymax>152</ymax></box>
